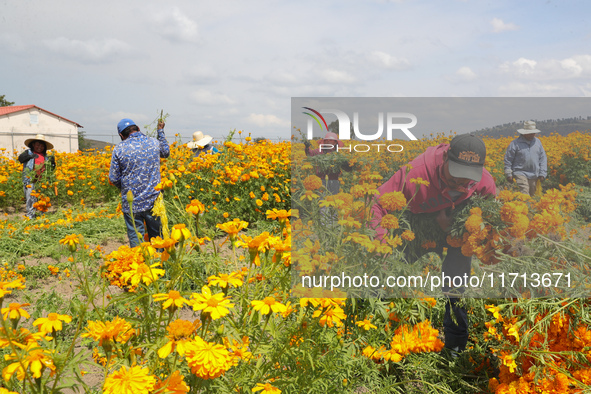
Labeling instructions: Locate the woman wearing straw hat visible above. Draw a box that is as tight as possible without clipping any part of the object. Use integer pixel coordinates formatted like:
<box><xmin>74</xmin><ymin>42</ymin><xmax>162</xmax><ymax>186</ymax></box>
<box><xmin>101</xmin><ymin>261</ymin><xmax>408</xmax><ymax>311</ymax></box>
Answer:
<box><xmin>503</xmin><ymin>120</ymin><xmax>547</xmax><ymax>196</ymax></box>
<box><xmin>187</xmin><ymin>131</ymin><xmax>219</xmax><ymax>157</ymax></box>
<box><xmin>17</xmin><ymin>134</ymin><xmax>56</xmax><ymax>219</ymax></box>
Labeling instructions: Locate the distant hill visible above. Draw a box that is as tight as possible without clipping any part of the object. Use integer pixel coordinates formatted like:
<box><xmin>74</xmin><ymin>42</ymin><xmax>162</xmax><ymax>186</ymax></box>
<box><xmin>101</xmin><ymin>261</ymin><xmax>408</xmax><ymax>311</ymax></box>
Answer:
<box><xmin>81</xmin><ymin>138</ymin><xmax>113</xmax><ymax>151</ymax></box>
<box><xmin>473</xmin><ymin>116</ymin><xmax>591</xmax><ymax>138</ymax></box>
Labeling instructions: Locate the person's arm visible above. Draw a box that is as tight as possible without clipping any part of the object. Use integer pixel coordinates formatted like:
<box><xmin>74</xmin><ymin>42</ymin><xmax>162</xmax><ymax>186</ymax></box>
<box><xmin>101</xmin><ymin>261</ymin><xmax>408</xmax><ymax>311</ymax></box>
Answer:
<box><xmin>303</xmin><ymin>140</ymin><xmax>312</xmax><ymax>156</ymax></box>
<box><xmin>47</xmin><ymin>155</ymin><xmax>56</xmax><ymax>171</ymax></box>
<box><xmin>18</xmin><ymin>149</ymin><xmax>36</xmax><ymax>164</ymax></box>
<box><xmin>157</xmin><ymin>121</ymin><xmax>170</xmax><ymax>159</ymax></box>
<box><xmin>503</xmin><ymin>143</ymin><xmax>515</xmax><ymax>182</ymax></box>
<box><xmin>109</xmin><ymin>151</ymin><xmax>122</xmax><ymax>189</ymax></box>
<box><xmin>538</xmin><ymin>143</ymin><xmax>547</xmax><ymax>180</ymax></box>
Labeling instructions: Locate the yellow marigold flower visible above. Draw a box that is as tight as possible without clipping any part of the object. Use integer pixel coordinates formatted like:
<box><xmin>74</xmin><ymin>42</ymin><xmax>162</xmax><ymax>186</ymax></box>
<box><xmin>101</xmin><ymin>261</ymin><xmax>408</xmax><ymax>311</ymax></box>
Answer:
<box><xmin>501</xmin><ymin>353</ymin><xmax>517</xmax><ymax>374</ymax></box>
<box><xmin>33</xmin><ymin>313</ymin><xmax>72</xmax><ymax>334</ymax></box>
<box><xmin>191</xmin><ymin>286</ymin><xmax>234</xmax><ymax>320</ymax></box>
<box><xmin>266</xmin><ymin>209</ymin><xmax>292</xmax><ymax>221</ymax></box>
<box><xmin>2</xmin><ymin>342</ymin><xmax>55</xmax><ymax>381</ymax></box>
<box><xmin>186</xmin><ymin>199</ymin><xmax>205</xmax><ymax>215</ymax></box>
<box><xmin>171</xmin><ymin>224</ymin><xmax>191</xmax><ymax>242</ymax></box>
<box><xmin>150</xmin><ymin>236</ymin><xmax>177</xmax><ymax>251</ymax></box>
<box><xmin>158</xmin><ymin>319</ymin><xmax>199</xmax><ymax>359</ymax></box>
<box><xmin>120</xmin><ymin>261</ymin><xmax>165</xmax><ymax>287</ymax></box>
<box><xmin>184</xmin><ymin>336</ymin><xmax>233</xmax><ymax>379</ymax></box>
<box><xmin>217</xmin><ymin>219</ymin><xmax>249</xmax><ymax>239</ymax></box>
<box><xmin>379</xmin><ymin>191</ymin><xmax>407</xmax><ymax>211</ymax></box>
<box><xmin>153</xmin><ymin>290</ymin><xmax>190</xmax><ymax>310</ymax></box>
<box><xmin>0</xmin><ymin>278</ymin><xmax>25</xmax><ymax>299</ymax></box>
<box><xmin>303</xmin><ymin>175</ymin><xmax>323</xmax><ymax>191</ymax></box>
<box><xmin>256</xmin><ymin>199</ymin><xmax>263</xmax><ymax>207</ymax></box>
<box><xmin>485</xmin><ymin>304</ymin><xmax>502</xmax><ymax>321</ymax></box>
<box><xmin>48</xmin><ymin>265</ymin><xmax>59</xmax><ymax>276</ymax></box>
<box><xmin>103</xmin><ymin>365</ymin><xmax>156</xmax><ymax>394</ymax></box>
<box><xmin>1</xmin><ymin>303</ymin><xmax>30</xmax><ymax>321</ymax></box>
<box><xmin>249</xmin><ymin>191</ymin><xmax>256</xmax><ymax>199</ymax></box>
<box><xmin>59</xmin><ymin>234</ymin><xmax>81</xmax><ymax>251</ymax></box>
<box><xmin>410</xmin><ymin>177</ymin><xmax>430</xmax><ymax>186</ymax></box>
<box><xmin>207</xmin><ymin>272</ymin><xmax>244</xmax><ymax>289</ymax></box>
<box><xmin>312</xmin><ymin>305</ymin><xmax>346</xmax><ymax>328</ymax></box>
<box><xmin>251</xmin><ymin>297</ymin><xmax>287</xmax><ymax>315</ymax></box>
<box><xmin>0</xmin><ymin>388</ymin><xmax>19</xmax><ymax>394</ymax></box>
<box><xmin>82</xmin><ymin>317</ymin><xmax>135</xmax><ymax>346</ymax></box>
<box><xmin>252</xmin><ymin>382</ymin><xmax>282</xmax><ymax>393</ymax></box>
<box><xmin>356</xmin><ymin>318</ymin><xmax>377</xmax><ymax>330</ymax></box>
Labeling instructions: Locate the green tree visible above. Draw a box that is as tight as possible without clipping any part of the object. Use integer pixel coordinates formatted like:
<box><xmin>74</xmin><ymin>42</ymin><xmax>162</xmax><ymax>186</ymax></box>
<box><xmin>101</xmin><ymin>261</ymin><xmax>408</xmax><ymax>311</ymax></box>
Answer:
<box><xmin>0</xmin><ymin>95</ymin><xmax>15</xmax><ymax>107</ymax></box>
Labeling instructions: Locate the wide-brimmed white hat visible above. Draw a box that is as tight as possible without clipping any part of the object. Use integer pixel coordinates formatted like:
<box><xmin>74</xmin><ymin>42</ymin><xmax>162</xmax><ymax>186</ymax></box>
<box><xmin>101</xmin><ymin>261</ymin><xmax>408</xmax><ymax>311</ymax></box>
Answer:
<box><xmin>517</xmin><ymin>120</ymin><xmax>541</xmax><ymax>134</ymax></box>
<box><xmin>186</xmin><ymin>131</ymin><xmax>213</xmax><ymax>149</ymax></box>
<box><xmin>24</xmin><ymin>134</ymin><xmax>54</xmax><ymax>150</ymax></box>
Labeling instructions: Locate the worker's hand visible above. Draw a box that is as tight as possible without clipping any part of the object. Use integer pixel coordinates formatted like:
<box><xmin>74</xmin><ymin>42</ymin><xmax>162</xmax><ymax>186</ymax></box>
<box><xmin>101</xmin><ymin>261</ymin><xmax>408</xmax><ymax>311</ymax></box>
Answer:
<box><xmin>506</xmin><ymin>175</ymin><xmax>514</xmax><ymax>183</ymax></box>
<box><xmin>538</xmin><ymin>176</ymin><xmax>545</xmax><ymax>182</ymax></box>
<box><xmin>157</xmin><ymin>121</ymin><xmax>165</xmax><ymax>130</ymax></box>
<box><xmin>436</xmin><ymin>209</ymin><xmax>452</xmax><ymax>233</ymax></box>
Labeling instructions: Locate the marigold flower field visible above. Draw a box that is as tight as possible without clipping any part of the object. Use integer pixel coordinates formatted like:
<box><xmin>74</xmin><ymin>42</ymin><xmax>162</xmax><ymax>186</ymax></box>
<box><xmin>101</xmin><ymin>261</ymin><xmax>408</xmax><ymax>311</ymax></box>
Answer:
<box><xmin>0</xmin><ymin>132</ymin><xmax>589</xmax><ymax>393</ymax></box>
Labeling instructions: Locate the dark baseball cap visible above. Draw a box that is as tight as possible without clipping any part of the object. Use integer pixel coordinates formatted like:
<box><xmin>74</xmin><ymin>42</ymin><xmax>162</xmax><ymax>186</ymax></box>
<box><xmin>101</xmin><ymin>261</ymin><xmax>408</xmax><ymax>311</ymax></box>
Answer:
<box><xmin>447</xmin><ymin>133</ymin><xmax>486</xmax><ymax>182</ymax></box>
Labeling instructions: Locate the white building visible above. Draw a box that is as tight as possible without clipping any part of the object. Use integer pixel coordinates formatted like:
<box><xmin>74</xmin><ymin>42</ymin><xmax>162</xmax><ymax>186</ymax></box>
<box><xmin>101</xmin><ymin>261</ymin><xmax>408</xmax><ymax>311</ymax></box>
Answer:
<box><xmin>0</xmin><ymin>105</ymin><xmax>82</xmax><ymax>155</ymax></box>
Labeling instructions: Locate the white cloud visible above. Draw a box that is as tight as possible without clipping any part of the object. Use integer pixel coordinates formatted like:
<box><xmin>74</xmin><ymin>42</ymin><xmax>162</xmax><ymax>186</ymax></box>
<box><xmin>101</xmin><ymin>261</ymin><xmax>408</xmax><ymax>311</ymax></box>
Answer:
<box><xmin>497</xmin><ymin>82</ymin><xmax>570</xmax><ymax>96</ymax></box>
<box><xmin>370</xmin><ymin>51</ymin><xmax>411</xmax><ymax>70</ymax></box>
<box><xmin>317</xmin><ymin>68</ymin><xmax>356</xmax><ymax>84</ymax></box>
<box><xmin>190</xmin><ymin>89</ymin><xmax>233</xmax><ymax>105</ymax></box>
<box><xmin>42</xmin><ymin>37</ymin><xmax>131</xmax><ymax>63</ymax></box>
<box><xmin>499</xmin><ymin>55</ymin><xmax>591</xmax><ymax>80</ymax></box>
<box><xmin>150</xmin><ymin>7</ymin><xmax>199</xmax><ymax>43</ymax></box>
<box><xmin>246</xmin><ymin>113</ymin><xmax>289</xmax><ymax>127</ymax></box>
<box><xmin>491</xmin><ymin>18</ymin><xmax>518</xmax><ymax>33</ymax></box>
<box><xmin>456</xmin><ymin>66</ymin><xmax>477</xmax><ymax>81</ymax></box>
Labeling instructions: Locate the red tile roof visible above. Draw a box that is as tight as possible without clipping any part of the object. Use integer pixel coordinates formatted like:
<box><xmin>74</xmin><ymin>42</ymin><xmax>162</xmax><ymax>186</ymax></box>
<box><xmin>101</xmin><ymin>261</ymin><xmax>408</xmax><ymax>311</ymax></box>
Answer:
<box><xmin>0</xmin><ymin>105</ymin><xmax>83</xmax><ymax>127</ymax></box>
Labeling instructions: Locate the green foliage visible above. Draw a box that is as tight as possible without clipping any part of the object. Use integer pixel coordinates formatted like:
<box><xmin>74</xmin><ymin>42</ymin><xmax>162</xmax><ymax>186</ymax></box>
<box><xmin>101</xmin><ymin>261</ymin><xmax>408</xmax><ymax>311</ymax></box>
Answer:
<box><xmin>0</xmin><ymin>94</ymin><xmax>15</xmax><ymax>107</ymax></box>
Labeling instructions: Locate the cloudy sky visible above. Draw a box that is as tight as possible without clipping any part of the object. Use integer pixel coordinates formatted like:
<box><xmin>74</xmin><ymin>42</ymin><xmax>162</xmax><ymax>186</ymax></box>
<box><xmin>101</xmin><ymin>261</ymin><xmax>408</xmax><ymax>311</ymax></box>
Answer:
<box><xmin>1</xmin><ymin>0</ymin><xmax>590</xmax><ymax>143</ymax></box>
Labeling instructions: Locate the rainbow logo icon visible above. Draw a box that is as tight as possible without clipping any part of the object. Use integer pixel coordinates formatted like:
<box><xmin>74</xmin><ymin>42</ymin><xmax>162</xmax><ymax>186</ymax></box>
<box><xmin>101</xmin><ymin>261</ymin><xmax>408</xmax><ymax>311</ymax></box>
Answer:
<box><xmin>302</xmin><ymin>107</ymin><xmax>329</xmax><ymax>132</ymax></box>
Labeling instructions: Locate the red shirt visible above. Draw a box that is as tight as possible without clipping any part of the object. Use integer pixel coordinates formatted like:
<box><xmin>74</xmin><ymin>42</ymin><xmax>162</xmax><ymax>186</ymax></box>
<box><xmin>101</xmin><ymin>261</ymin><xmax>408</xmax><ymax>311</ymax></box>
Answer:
<box><xmin>34</xmin><ymin>154</ymin><xmax>46</xmax><ymax>181</ymax></box>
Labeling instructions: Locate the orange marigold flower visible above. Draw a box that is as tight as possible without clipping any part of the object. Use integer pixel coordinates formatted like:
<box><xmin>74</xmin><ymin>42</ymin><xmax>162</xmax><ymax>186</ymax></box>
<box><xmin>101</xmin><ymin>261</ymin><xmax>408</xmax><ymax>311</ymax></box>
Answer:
<box><xmin>153</xmin><ymin>370</ymin><xmax>190</xmax><ymax>394</ymax></box>
<box><xmin>303</xmin><ymin>175</ymin><xmax>323</xmax><ymax>191</ymax></box>
<box><xmin>380</xmin><ymin>214</ymin><xmax>399</xmax><ymax>230</ymax></box>
<box><xmin>379</xmin><ymin>192</ymin><xmax>407</xmax><ymax>211</ymax></box>
<box><xmin>401</xmin><ymin>230</ymin><xmax>415</xmax><ymax>241</ymax></box>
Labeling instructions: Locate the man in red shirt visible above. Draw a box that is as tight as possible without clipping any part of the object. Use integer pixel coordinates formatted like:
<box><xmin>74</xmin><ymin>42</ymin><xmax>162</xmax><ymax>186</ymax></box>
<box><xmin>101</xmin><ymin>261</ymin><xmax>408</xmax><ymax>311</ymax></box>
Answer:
<box><xmin>372</xmin><ymin>134</ymin><xmax>496</xmax><ymax>353</ymax></box>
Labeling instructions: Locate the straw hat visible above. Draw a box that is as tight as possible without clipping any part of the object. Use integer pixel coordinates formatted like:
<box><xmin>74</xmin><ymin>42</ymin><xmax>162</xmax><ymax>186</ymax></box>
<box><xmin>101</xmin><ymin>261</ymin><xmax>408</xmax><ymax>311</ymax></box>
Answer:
<box><xmin>24</xmin><ymin>134</ymin><xmax>54</xmax><ymax>150</ymax></box>
<box><xmin>187</xmin><ymin>131</ymin><xmax>213</xmax><ymax>149</ymax></box>
<box><xmin>319</xmin><ymin>132</ymin><xmax>344</xmax><ymax>147</ymax></box>
<box><xmin>517</xmin><ymin>120</ymin><xmax>541</xmax><ymax>134</ymax></box>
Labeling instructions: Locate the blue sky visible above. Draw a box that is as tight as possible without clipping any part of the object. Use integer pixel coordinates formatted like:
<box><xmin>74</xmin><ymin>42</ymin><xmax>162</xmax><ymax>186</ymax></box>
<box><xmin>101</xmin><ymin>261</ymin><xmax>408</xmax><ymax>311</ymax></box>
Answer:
<box><xmin>1</xmin><ymin>0</ymin><xmax>590</xmax><ymax>143</ymax></box>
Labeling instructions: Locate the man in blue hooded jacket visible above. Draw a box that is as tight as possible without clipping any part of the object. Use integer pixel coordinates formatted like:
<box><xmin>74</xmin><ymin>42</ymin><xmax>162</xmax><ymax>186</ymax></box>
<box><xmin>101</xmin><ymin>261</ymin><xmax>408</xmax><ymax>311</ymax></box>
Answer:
<box><xmin>504</xmin><ymin>121</ymin><xmax>547</xmax><ymax>196</ymax></box>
